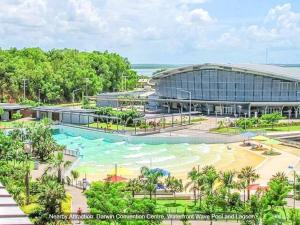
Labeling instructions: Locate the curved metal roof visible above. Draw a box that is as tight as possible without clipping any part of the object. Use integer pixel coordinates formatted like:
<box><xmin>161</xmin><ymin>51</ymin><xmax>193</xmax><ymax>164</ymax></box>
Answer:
<box><xmin>152</xmin><ymin>63</ymin><xmax>300</xmax><ymax>82</ymax></box>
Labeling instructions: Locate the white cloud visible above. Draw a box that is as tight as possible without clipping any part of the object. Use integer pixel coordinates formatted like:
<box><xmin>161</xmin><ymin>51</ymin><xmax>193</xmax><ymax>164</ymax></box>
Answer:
<box><xmin>176</xmin><ymin>8</ymin><xmax>215</xmax><ymax>26</ymax></box>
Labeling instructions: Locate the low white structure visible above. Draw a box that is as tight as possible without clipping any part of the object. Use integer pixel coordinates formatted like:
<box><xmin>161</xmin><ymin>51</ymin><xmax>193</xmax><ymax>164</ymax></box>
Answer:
<box><xmin>33</xmin><ymin>106</ymin><xmax>96</xmax><ymax>125</ymax></box>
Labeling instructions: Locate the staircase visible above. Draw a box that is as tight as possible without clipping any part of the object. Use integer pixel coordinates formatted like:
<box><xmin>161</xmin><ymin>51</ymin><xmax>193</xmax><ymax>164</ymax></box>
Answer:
<box><xmin>0</xmin><ymin>182</ymin><xmax>33</xmax><ymax>225</ymax></box>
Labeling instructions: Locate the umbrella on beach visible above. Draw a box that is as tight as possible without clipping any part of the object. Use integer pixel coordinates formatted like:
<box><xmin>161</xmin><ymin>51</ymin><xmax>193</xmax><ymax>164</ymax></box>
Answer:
<box><xmin>109</xmin><ymin>166</ymin><xmax>132</xmax><ymax>176</ymax></box>
<box><xmin>104</xmin><ymin>175</ymin><xmax>127</xmax><ymax>183</ymax></box>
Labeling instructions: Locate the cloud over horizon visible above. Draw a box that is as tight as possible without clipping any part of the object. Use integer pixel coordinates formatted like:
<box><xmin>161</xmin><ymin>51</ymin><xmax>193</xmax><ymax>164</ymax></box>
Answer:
<box><xmin>0</xmin><ymin>0</ymin><xmax>299</xmax><ymax>64</ymax></box>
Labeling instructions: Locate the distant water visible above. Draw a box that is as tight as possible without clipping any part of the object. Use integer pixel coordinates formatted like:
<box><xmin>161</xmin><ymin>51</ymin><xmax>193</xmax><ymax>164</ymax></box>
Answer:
<box><xmin>132</xmin><ymin>63</ymin><xmax>300</xmax><ymax>77</ymax></box>
<box><xmin>132</xmin><ymin>64</ymin><xmax>187</xmax><ymax>77</ymax></box>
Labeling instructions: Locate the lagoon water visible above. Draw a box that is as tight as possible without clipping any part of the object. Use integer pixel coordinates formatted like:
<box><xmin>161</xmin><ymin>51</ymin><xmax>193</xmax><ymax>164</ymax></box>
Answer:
<box><xmin>52</xmin><ymin>126</ymin><xmax>229</xmax><ymax>180</ymax></box>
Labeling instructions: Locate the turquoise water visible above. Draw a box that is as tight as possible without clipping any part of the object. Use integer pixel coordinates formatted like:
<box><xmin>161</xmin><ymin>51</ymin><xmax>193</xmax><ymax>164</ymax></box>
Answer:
<box><xmin>52</xmin><ymin>126</ymin><xmax>229</xmax><ymax>180</ymax></box>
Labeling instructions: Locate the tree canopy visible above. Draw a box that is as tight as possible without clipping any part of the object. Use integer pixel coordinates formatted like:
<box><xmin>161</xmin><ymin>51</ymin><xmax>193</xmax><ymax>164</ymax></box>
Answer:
<box><xmin>0</xmin><ymin>48</ymin><xmax>138</xmax><ymax>103</ymax></box>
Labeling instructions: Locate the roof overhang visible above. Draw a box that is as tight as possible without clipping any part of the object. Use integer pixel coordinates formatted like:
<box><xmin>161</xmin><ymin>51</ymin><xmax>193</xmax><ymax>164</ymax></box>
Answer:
<box><xmin>151</xmin><ymin>63</ymin><xmax>300</xmax><ymax>82</ymax></box>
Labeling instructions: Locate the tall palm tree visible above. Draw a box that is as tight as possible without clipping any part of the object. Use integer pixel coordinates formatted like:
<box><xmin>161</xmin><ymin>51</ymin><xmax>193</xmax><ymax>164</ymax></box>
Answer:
<box><xmin>202</xmin><ymin>165</ymin><xmax>219</xmax><ymax>195</ymax></box>
<box><xmin>219</xmin><ymin>170</ymin><xmax>235</xmax><ymax>193</ymax></box>
<box><xmin>45</xmin><ymin>151</ymin><xmax>72</xmax><ymax>183</ymax></box>
<box><xmin>238</xmin><ymin>166</ymin><xmax>259</xmax><ymax>201</ymax></box>
<box><xmin>140</xmin><ymin>166</ymin><xmax>163</xmax><ymax>200</ymax></box>
<box><xmin>185</xmin><ymin>167</ymin><xmax>199</xmax><ymax>205</ymax></box>
<box><xmin>165</xmin><ymin>176</ymin><xmax>183</xmax><ymax>204</ymax></box>
<box><xmin>71</xmin><ymin>170</ymin><xmax>80</xmax><ymax>185</ymax></box>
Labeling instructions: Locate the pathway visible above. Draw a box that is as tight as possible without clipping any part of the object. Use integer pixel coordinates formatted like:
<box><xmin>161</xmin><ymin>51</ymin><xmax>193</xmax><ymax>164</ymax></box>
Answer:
<box><xmin>255</xmin><ymin>148</ymin><xmax>300</xmax><ymax>185</ymax></box>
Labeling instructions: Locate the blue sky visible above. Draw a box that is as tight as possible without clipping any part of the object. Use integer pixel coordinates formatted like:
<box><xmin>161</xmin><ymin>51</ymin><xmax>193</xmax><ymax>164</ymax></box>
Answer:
<box><xmin>0</xmin><ymin>0</ymin><xmax>300</xmax><ymax>64</ymax></box>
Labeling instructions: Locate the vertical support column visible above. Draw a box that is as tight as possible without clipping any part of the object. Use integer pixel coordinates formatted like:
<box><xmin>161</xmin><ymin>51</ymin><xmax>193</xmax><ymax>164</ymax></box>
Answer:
<box><xmin>172</xmin><ymin>114</ymin><xmax>174</xmax><ymax>127</ymax></box>
<box><xmin>181</xmin><ymin>113</ymin><xmax>183</xmax><ymax>125</ymax></box>
<box><xmin>248</xmin><ymin>104</ymin><xmax>251</xmax><ymax>118</ymax></box>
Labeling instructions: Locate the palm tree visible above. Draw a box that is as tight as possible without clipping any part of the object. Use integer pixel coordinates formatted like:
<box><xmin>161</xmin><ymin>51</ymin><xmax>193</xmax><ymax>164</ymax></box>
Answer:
<box><xmin>45</xmin><ymin>151</ymin><xmax>72</xmax><ymax>183</ymax></box>
<box><xmin>185</xmin><ymin>167</ymin><xmax>199</xmax><ymax>205</ymax></box>
<box><xmin>165</xmin><ymin>175</ymin><xmax>183</xmax><ymax>204</ymax></box>
<box><xmin>140</xmin><ymin>166</ymin><xmax>163</xmax><ymax>200</ymax></box>
<box><xmin>127</xmin><ymin>178</ymin><xmax>143</xmax><ymax>197</ymax></box>
<box><xmin>219</xmin><ymin>170</ymin><xmax>235</xmax><ymax>193</ymax></box>
<box><xmin>238</xmin><ymin>166</ymin><xmax>259</xmax><ymax>201</ymax></box>
<box><xmin>38</xmin><ymin>177</ymin><xmax>66</xmax><ymax>217</ymax></box>
<box><xmin>271</xmin><ymin>172</ymin><xmax>288</xmax><ymax>183</ymax></box>
<box><xmin>202</xmin><ymin>165</ymin><xmax>219</xmax><ymax>195</ymax></box>
<box><xmin>71</xmin><ymin>170</ymin><xmax>80</xmax><ymax>185</ymax></box>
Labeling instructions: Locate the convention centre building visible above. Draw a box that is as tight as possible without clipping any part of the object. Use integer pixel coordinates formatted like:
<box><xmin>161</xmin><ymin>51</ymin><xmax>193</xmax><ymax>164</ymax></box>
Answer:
<box><xmin>151</xmin><ymin>64</ymin><xmax>300</xmax><ymax>117</ymax></box>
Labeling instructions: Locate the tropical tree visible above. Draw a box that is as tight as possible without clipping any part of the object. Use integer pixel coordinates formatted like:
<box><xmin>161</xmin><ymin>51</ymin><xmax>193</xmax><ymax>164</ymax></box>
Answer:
<box><xmin>219</xmin><ymin>170</ymin><xmax>235</xmax><ymax>194</ymax></box>
<box><xmin>45</xmin><ymin>151</ymin><xmax>72</xmax><ymax>183</ymax></box>
<box><xmin>127</xmin><ymin>178</ymin><xmax>143</xmax><ymax>197</ymax></box>
<box><xmin>263</xmin><ymin>177</ymin><xmax>290</xmax><ymax>222</ymax></box>
<box><xmin>27</xmin><ymin>120</ymin><xmax>57</xmax><ymax>161</ymax></box>
<box><xmin>140</xmin><ymin>167</ymin><xmax>163</xmax><ymax>200</ymax></box>
<box><xmin>201</xmin><ymin>165</ymin><xmax>219</xmax><ymax>195</ymax></box>
<box><xmin>70</xmin><ymin>170</ymin><xmax>80</xmax><ymax>185</ymax></box>
<box><xmin>37</xmin><ymin>176</ymin><xmax>67</xmax><ymax>223</ymax></box>
<box><xmin>185</xmin><ymin>167</ymin><xmax>200</xmax><ymax>205</ymax></box>
<box><xmin>165</xmin><ymin>175</ymin><xmax>183</xmax><ymax>204</ymax></box>
<box><xmin>260</xmin><ymin>112</ymin><xmax>285</xmax><ymax>129</ymax></box>
<box><xmin>270</xmin><ymin>172</ymin><xmax>288</xmax><ymax>183</ymax></box>
<box><xmin>238</xmin><ymin>166</ymin><xmax>259</xmax><ymax>201</ymax></box>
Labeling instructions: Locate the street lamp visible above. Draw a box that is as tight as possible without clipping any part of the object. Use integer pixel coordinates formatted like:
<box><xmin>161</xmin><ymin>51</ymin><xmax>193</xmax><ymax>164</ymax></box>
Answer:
<box><xmin>22</xmin><ymin>79</ymin><xmax>28</xmax><ymax>99</ymax></box>
<box><xmin>288</xmin><ymin>164</ymin><xmax>299</xmax><ymax>225</ymax></box>
<box><xmin>244</xmin><ymin>113</ymin><xmax>247</xmax><ymax>130</ymax></box>
<box><xmin>72</xmin><ymin>88</ymin><xmax>81</xmax><ymax>107</ymax></box>
<box><xmin>178</xmin><ymin>89</ymin><xmax>192</xmax><ymax>124</ymax></box>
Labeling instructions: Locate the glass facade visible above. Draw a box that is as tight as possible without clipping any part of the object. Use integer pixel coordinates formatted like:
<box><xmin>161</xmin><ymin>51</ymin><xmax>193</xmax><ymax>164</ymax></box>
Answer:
<box><xmin>155</xmin><ymin>69</ymin><xmax>300</xmax><ymax>102</ymax></box>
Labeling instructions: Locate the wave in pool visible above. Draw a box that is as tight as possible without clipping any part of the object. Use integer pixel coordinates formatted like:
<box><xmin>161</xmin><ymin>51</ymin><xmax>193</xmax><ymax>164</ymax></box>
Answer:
<box><xmin>136</xmin><ymin>155</ymin><xmax>176</xmax><ymax>164</ymax></box>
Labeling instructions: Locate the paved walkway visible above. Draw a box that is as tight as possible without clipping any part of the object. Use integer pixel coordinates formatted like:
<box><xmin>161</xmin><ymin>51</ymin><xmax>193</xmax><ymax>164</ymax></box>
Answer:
<box><xmin>255</xmin><ymin>147</ymin><xmax>300</xmax><ymax>185</ymax></box>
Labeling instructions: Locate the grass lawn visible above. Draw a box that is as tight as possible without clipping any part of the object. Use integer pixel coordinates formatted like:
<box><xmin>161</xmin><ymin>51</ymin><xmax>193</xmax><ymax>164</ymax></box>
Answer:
<box><xmin>212</xmin><ymin>125</ymin><xmax>300</xmax><ymax>134</ymax></box>
<box><xmin>156</xmin><ymin>199</ymin><xmax>197</xmax><ymax>213</ymax></box>
<box><xmin>86</xmin><ymin>122</ymin><xmax>135</xmax><ymax>131</ymax></box>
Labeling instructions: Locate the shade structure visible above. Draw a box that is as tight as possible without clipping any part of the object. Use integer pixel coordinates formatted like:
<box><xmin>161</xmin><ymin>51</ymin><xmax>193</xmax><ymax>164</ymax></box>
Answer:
<box><xmin>104</xmin><ymin>175</ymin><xmax>127</xmax><ymax>183</ymax></box>
<box><xmin>109</xmin><ymin>166</ymin><xmax>132</xmax><ymax>176</ymax></box>
<box><xmin>241</xmin><ymin>132</ymin><xmax>256</xmax><ymax>139</ymax></box>
<box><xmin>251</xmin><ymin>135</ymin><xmax>269</xmax><ymax>141</ymax></box>
<box><xmin>150</xmin><ymin>168</ymin><xmax>170</xmax><ymax>176</ymax></box>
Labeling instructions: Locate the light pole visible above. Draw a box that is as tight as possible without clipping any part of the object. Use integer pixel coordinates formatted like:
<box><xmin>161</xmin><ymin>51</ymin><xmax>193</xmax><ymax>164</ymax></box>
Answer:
<box><xmin>244</xmin><ymin>113</ymin><xmax>247</xmax><ymax>130</ymax></box>
<box><xmin>22</xmin><ymin>79</ymin><xmax>28</xmax><ymax>99</ymax></box>
<box><xmin>72</xmin><ymin>88</ymin><xmax>81</xmax><ymax>107</ymax></box>
<box><xmin>288</xmin><ymin>164</ymin><xmax>298</xmax><ymax>225</ymax></box>
<box><xmin>178</xmin><ymin>89</ymin><xmax>192</xmax><ymax>124</ymax></box>
<box><xmin>122</xmin><ymin>76</ymin><xmax>128</xmax><ymax>91</ymax></box>
<box><xmin>238</xmin><ymin>105</ymin><xmax>242</xmax><ymax>118</ymax></box>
